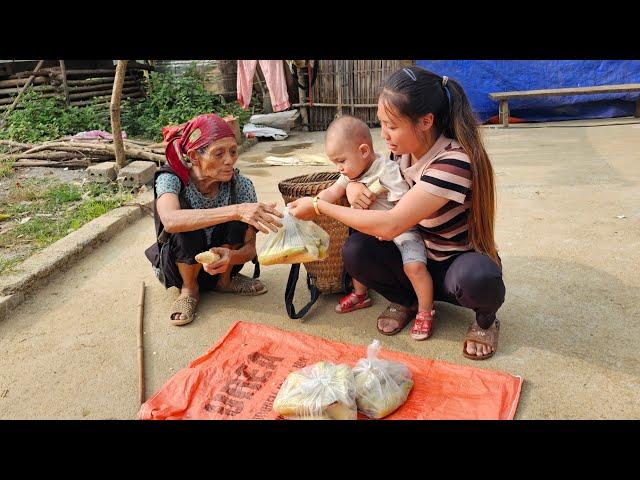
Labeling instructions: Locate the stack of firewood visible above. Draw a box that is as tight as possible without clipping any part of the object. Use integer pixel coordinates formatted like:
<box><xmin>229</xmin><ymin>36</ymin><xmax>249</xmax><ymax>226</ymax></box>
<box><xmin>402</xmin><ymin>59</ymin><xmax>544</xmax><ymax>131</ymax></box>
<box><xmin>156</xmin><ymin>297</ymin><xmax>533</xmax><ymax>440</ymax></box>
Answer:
<box><xmin>0</xmin><ymin>137</ymin><xmax>165</xmax><ymax>169</ymax></box>
<box><xmin>0</xmin><ymin>62</ymin><xmax>151</xmax><ymax>112</ymax></box>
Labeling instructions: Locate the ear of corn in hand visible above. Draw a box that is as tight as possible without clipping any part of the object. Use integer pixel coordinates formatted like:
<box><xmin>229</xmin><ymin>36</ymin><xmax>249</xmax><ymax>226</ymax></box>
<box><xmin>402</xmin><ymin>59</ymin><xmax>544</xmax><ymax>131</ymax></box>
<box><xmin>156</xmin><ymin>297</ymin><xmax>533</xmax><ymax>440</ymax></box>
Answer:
<box><xmin>368</xmin><ymin>178</ymin><xmax>389</xmax><ymax>196</ymax></box>
<box><xmin>195</xmin><ymin>251</ymin><xmax>221</xmax><ymax>264</ymax></box>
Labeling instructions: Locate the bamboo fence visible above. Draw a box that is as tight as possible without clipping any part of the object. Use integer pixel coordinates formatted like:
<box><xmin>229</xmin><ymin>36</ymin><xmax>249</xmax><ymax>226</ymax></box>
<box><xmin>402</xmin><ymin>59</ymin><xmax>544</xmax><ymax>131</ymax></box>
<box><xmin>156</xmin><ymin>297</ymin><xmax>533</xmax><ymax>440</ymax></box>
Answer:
<box><xmin>294</xmin><ymin>60</ymin><xmax>414</xmax><ymax>131</ymax></box>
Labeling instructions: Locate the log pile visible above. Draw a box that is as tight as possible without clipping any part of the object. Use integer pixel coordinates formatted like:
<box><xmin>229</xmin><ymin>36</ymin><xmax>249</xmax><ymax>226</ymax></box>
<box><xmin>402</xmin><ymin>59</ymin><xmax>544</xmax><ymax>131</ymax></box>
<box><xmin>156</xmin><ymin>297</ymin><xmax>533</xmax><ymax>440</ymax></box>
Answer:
<box><xmin>0</xmin><ymin>62</ymin><xmax>153</xmax><ymax>112</ymax></box>
<box><xmin>0</xmin><ymin>137</ymin><xmax>165</xmax><ymax>169</ymax></box>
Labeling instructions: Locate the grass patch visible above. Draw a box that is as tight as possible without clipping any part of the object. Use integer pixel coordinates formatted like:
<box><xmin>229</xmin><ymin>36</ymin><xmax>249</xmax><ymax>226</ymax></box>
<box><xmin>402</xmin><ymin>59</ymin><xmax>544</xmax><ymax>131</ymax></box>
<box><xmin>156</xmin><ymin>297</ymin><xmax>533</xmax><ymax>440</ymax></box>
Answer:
<box><xmin>0</xmin><ymin>256</ymin><xmax>28</xmax><ymax>275</ymax></box>
<box><xmin>0</xmin><ymin>180</ymin><xmax>133</xmax><ymax>269</ymax></box>
<box><xmin>45</xmin><ymin>183</ymin><xmax>82</xmax><ymax>204</ymax></box>
<box><xmin>0</xmin><ymin>158</ymin><xmax>14</xmax><ymax>178</ymax></box>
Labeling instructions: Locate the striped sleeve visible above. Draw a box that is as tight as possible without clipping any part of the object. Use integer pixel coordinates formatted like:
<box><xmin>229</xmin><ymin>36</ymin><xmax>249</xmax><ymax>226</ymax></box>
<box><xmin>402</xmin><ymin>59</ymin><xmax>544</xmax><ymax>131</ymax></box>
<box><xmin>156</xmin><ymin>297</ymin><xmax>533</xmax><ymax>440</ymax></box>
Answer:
<box><xmin>416</xmin><ymin>157</ymin><xmax>471</xmax><ymax>204</ymax></box>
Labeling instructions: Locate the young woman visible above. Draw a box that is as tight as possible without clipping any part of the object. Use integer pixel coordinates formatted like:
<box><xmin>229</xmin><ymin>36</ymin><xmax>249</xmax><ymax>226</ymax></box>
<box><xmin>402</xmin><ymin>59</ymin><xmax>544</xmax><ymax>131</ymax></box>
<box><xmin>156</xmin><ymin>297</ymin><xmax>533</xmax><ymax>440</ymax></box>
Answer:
<box><xmin>288</xmin><ymin>66</ymin><xmax>505</xmax><ymax>360</ymax></box>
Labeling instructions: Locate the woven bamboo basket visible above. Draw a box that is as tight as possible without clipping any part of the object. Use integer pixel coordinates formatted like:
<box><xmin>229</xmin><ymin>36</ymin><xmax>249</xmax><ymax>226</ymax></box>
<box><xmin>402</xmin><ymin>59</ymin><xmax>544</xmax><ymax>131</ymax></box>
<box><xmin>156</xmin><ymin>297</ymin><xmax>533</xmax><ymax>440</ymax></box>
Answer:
<box><xmin>278</xmin><ymin>172</ymin><xmax>351</xmax><ymax>294</ymax></box>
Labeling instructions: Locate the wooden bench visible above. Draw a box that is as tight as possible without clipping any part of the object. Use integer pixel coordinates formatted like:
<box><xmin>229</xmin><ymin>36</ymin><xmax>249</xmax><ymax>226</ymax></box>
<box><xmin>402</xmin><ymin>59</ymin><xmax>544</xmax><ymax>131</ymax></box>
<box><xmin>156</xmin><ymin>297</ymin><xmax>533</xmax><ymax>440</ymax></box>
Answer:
<box><xmin>489</xmin><ymin>83</ymin><xmax>640</xmax><ymax>127</ymax></box>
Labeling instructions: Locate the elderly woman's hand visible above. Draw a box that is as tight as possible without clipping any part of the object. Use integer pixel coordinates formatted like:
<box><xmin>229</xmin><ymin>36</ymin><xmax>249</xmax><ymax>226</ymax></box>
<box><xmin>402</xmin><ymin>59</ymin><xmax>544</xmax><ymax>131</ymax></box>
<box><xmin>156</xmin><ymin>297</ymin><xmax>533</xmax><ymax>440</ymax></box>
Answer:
<box><xmin>346</xmin><ymin>182</ymin><xmax>376</xmax><ymax>209</ymax></box>
<box><xmin>235</xmin><ymin>202</ymin><xmax>283</xmax><ymax>234</ymax></box>
<box><xmin>287</xmin><ymin>197</ymin><xmax>317</xmax><ymax>221</ymax></box>
<box><xmin>202</xmin><ymin>247</ymin><xmax>232</xmax><ymax>276</ymax></box>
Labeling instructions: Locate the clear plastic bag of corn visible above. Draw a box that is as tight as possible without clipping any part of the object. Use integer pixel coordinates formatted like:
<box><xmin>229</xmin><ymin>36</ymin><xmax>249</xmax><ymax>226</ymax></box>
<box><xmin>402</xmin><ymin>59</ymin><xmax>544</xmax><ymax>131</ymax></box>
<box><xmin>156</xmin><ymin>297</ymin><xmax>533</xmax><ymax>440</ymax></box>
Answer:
<box><xmin>273</xmin><ymin>361</ymin><xmax>358</xmax><ymax>420</ymax></box>
<box><xmin>352</xmin><ymin>340</ymin><xmax>414</xmax><ymax>419</ymax></box>
<box><xmin>257</xmin><ymin>208</ymin><xmax>330</xmax><ymax>266</ymax></box>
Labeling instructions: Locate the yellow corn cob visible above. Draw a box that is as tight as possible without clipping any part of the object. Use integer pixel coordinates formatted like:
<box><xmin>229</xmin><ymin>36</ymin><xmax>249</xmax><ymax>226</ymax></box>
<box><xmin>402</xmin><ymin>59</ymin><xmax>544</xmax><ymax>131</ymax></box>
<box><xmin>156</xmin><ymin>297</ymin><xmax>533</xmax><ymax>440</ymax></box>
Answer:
<box><xmin>368</xmin><ymin>178</ymin><xmax>388</xmax><ymax>196</ymax></box>
<box><xmin>195</xmin><ymin>251</ymin><xmax>221</xmax><ymax>264</ymax></box>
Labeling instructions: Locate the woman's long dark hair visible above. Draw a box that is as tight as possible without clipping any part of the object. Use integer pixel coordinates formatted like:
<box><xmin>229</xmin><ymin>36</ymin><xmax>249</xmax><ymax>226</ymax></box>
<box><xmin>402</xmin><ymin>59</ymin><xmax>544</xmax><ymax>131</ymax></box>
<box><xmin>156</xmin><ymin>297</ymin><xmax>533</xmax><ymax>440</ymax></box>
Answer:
<box><xmin>380</xmin><ymin>66</ymin><xmax>498</xmax><ymax>263</ymax></box>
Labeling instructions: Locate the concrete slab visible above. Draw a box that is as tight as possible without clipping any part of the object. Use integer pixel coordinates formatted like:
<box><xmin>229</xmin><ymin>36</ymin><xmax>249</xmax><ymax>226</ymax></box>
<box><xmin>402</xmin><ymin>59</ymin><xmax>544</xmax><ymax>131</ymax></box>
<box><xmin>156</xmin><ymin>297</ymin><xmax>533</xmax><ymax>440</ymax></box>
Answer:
<box><xmin>117</xmin><ymin>161</ymin><xmax>156</xmax><ymax>188</ymax></box>
<box><xmin>86</xmin><ymin>162</ymin><xmax>116</xmax><ymax>183</ymax></box>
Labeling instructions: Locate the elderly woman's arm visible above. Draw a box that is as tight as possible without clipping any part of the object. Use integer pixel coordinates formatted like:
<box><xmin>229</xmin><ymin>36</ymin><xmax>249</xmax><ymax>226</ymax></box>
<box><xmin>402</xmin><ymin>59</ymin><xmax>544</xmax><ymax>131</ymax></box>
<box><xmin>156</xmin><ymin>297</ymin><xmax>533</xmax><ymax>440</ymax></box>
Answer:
<box><xmin>157</xmin><ymin>193</ymin><xmax>282</xmax><ymax>234</ymax></box>
<box><xmin>288</xmin><ymin>186</ymin><xmax>449</xmax><ymax>240</ymax></box>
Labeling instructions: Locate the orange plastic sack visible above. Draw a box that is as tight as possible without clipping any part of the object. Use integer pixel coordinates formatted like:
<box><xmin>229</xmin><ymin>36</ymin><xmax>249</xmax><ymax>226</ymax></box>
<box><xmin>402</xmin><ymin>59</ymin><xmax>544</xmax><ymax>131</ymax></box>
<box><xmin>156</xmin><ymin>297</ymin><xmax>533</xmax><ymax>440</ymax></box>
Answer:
<box><xmin>138</xmin><ymin>321</ymin><xmax>523</xmax><ymax>420</ymax></box>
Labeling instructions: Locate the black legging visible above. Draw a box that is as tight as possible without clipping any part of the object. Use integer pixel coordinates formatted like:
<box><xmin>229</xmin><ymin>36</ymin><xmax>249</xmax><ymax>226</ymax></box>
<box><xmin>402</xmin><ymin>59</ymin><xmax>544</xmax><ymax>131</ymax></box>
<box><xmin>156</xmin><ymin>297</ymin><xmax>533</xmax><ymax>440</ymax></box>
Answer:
<box><xmin>342</xmin><ymin>232</ymin><xmax>505</xmax><ymax>329</ymax></box>
<box><xmin>155</xmin><ymin>221</ymin><xmax>248</xmax><ymax>291</ymax></box>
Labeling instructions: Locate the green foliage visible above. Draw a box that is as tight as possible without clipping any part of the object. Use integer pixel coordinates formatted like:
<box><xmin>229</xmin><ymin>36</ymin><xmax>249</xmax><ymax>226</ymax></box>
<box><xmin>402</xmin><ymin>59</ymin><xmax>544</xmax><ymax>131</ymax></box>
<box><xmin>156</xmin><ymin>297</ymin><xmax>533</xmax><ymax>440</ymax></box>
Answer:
<box><xmin>121</xmin><ymin>65</ymin><xmax>253</xmax><ymax>141</ymax></box>
<box><xmin>0</xmin><ymin>89</ymin><xmax>111</xmax><ymax>143</ymax></box>
<box><xmin>44</xmin><ymin>183</ymin><xmax>82</xmax><ymax>204</ymax></box>
<box><xmin>0</xmin><ymin>158</ymin><xmax>14</xmax><ymax>178</ymax></box>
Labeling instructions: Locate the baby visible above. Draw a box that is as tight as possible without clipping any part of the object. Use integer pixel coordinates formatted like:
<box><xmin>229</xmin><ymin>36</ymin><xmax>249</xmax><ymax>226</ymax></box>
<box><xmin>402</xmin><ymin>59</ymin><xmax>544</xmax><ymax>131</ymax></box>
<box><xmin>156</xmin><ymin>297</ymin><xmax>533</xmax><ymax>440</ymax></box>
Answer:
<box><xmin>316</xmin><ymin>116</ymin><xmax>435</xmax><ymax>340</ymax></box>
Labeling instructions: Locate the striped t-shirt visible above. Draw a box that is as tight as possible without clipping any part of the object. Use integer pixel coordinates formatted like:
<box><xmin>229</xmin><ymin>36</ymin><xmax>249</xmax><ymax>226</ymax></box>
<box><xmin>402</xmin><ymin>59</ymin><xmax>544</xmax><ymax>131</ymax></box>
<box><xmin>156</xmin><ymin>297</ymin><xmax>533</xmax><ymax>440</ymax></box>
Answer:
<box><xmin>397</xmin><ymin>135</ymin><xmax>473</xmax><ymax>262</ymax></box>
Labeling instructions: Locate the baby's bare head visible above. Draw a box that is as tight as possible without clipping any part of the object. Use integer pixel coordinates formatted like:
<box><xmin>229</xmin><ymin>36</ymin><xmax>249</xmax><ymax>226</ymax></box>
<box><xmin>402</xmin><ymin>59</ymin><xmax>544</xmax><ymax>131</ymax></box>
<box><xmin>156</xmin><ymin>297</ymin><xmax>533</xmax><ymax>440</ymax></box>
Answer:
<box><xmin>325</xmin><ymin>116</ymin><xmax>375</xmax><ymax>180</ymax></box>
<box><xmin>325</xmin><ymin>115</ymin><xmax>373</xmax><ymax>152</ymax></box>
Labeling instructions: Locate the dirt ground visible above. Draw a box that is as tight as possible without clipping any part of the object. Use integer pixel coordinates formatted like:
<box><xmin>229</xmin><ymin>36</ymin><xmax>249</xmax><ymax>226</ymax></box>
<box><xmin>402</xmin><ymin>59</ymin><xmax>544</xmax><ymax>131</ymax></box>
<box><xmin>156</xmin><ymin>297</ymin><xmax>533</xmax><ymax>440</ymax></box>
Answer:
<box><xmin>0</xmin><ymin>119</ymin><xmax>639</xmax><ymax>419</ymax></box>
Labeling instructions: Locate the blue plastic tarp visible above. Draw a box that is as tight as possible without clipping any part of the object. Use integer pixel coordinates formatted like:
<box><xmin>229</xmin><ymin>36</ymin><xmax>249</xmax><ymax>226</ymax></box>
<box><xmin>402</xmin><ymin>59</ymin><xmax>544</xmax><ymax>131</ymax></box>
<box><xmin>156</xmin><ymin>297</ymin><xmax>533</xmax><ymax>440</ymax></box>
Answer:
<box><xmin>415</xmin><ymin>60</ymin><xmax>640</xmax><ymax>122</ymax></box>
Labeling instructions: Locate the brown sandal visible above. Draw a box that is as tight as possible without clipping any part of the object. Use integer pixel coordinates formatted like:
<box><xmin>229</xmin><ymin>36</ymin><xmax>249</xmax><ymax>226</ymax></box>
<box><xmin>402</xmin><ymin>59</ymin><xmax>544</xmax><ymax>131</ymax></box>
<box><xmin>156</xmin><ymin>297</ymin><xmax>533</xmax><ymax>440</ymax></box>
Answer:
<box><xmin>462</xmin><ymin>320</ymin><xmax>500</xmax><ymax>360</ymax></box>
<box><xmin>376</xmin><ymin>303</ymin><xmax>417</xmax><ymax>336</ymax></box>
<box><xmin>170</xmin><ymin>296</ymin><xmax>199</xmax><ymax>326</ymax></box>
<box><xmin>215</xmin><ymin>273</ymin><xmax>268</xmax><ymax>296</ymax></box>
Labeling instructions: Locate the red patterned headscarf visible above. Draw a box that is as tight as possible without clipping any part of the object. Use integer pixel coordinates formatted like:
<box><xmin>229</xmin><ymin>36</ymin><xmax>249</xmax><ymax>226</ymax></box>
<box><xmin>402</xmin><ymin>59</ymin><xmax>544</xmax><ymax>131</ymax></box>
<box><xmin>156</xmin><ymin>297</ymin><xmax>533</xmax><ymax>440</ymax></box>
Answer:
<box><xmin>162</xmin><ymin>113</ymin><xmax>236</xmax><ymax>185</ymax></box>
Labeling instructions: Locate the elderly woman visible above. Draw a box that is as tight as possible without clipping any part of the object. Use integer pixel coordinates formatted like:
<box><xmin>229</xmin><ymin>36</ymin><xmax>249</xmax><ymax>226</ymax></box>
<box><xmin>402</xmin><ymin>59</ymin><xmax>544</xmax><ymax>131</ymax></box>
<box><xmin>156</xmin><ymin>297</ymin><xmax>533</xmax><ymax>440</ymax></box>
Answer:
<box><xmin>145</xmin><ymin>114</ymin><xmax>283</xmax><ymax>326</ymax></box>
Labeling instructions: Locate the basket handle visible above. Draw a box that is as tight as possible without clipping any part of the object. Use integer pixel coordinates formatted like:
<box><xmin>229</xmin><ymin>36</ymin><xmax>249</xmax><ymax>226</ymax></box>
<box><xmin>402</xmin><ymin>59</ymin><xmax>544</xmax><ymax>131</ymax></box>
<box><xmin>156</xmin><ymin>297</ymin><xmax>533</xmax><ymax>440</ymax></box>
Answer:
<box><xmin>285</xmin><ymin>263</ymin><xmax>320</xmax><ymax>320</ymax></box>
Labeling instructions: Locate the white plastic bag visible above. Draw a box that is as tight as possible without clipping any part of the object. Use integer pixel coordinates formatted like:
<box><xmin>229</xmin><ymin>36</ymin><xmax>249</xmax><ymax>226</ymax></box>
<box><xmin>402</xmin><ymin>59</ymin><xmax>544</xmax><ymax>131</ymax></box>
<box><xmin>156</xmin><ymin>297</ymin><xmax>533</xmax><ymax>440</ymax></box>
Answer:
<box><xmin>273</xmin><ymin>361</ymin><xmax>357</xmax><ymax>420</ymax></box>
<box><xmin>257</xmin><ymin>208</ymin><xmax>330</xmax><ymax>266</ymax></box>
<box><xmin>242</xmin><ymin>123</ymin><xmax>288</xmax><ymax>140</ymax></box>
<box><xmin>352</xmin><ymin>340</ymin><xmax>414</xmax><ymax>419</ymax></box>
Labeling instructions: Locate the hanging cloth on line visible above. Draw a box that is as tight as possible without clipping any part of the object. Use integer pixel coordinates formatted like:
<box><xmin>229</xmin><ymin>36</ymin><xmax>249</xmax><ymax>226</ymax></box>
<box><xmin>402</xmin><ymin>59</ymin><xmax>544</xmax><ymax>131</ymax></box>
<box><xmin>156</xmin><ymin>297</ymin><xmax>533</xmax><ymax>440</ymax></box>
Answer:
<box><xmin>237</xmin><ymin>60</ymin><xmax>291</xmax><ymax>112</ymax></box>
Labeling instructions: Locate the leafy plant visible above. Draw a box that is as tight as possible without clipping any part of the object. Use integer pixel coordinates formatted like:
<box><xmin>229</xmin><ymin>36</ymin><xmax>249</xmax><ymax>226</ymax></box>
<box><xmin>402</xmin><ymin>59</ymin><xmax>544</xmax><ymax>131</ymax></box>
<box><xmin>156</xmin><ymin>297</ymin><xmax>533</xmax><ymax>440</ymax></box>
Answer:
<box><xmin>0</xmin><ymin>89</ymin><xmax>111</xmax><ymax>143</ymax></box>
<box><xmin>121</xmin><ymin>65</ymin><xmax>254</xmax><ymax>141</ymax></box>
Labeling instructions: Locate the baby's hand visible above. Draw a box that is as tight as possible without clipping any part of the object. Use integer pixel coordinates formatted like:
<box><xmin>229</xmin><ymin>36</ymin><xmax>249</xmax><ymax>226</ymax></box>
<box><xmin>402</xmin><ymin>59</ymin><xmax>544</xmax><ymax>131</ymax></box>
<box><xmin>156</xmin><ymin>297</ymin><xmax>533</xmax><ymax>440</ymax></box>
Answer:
<box><xmin>346</xmin><ymin>182</ymin><xmax>376</xmax><ymax>209</ymax></box>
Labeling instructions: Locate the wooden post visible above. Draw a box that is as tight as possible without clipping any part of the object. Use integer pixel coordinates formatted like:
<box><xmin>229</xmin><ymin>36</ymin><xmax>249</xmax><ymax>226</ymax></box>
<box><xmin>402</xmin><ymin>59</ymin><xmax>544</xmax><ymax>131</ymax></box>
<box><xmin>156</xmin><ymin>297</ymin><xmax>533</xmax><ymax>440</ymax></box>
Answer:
<box><xmin>111</xmin><ymin>60</ymin><xmax>129</xmax><ymax>171</ymax></box>
<box><xmin>336</xmin><ymin>61</ymin><xmax>343</xmax><ymax>119</ymax></box>
<box><xmin>137</xmin><ymin>281</ymin><xmax>146</xmax><ymax>405</ymax></box>
<box><xmin>1</xmin><ymin>60</ymin><xmax>45</xmax><ymax>122</ymax></box>
<box><xmin>499</xmin><ymin>100</ymin><xmax>510</xmax><ymax>127</ymax></box>
<box><xmin>295</xmin><ymin>61</ymin><xmax>309</xmax><ymax>130</ymax></box>
<box><xmin>254</xmin><ymin>66</ymin><xmax>270</xmax><ymax>113</ymax></box>
<box><xmin>59</xmin><ymin>60</ymin><xmax>69</xmax><ymax>106</ymax></box>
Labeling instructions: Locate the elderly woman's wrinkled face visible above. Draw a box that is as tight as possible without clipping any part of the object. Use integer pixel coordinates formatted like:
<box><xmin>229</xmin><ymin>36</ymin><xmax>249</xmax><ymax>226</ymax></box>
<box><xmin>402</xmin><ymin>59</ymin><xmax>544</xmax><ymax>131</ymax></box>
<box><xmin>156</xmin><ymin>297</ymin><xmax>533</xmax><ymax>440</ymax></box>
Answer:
<box><xmin>190</xmin><ymin>137</ymin><xmax>238</xmax><ymax>182</ymax></box>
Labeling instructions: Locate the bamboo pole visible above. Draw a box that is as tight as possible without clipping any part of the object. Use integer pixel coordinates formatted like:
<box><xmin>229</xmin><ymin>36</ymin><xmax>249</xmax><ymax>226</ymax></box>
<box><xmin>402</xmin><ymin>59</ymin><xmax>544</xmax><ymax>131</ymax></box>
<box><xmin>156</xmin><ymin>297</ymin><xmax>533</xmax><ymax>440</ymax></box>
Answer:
<box><xmin>0</xmin><ymin>84</ymin><xmax>56</xmax><ymax>96</ymax></box>
<box><xmin>69</xmin><ymin>92</ymin><xmax>144</xmax><ymax>107</ymax></box>
<box><xmin>1</xmin><ymin>151</ymin><xmax>89</xmax><ymax>161</ymax></box>
<box><xmin>68</xmin><ymin>80</ymin><xmax>137</xmax><ymax>94</ymax></box>
<box><xmin>292</xmin><ymin>102</ymin><xmax>379</xmax><ymax>108</ymax></box>
<box><xmin>21</xmin><ymin>141</ymin><xmax>165</xmax><ymax>163</ymax></box>
<box><xmin>66</xmin><ymin>74</ymin><xmax>139</xmax><ymax>86</ymax></box>
<box><xmin>12</xmin><ymin>158</ymin><xmax>92</xmax><ymax>168</ymax></box>
<box><xmin>0</xmin><ymin>139</ymin><xmax>34</xmax><ymax>149</ymax></box>
<box><xmin>0</xmin><ymin>76</ymin><xmax>50</xmax><ymax>89</ymax></box>
<box><xmin>138</xmin><ymin>281</ymin><xmax>146</xmax><ymax>405</ymax></box>
<box><xmin>50</xmin><ymin>65</ymin><xmax>152</xmax><ymax>77</ymax></box>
